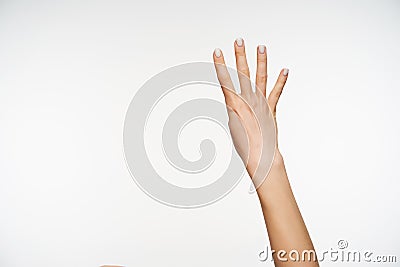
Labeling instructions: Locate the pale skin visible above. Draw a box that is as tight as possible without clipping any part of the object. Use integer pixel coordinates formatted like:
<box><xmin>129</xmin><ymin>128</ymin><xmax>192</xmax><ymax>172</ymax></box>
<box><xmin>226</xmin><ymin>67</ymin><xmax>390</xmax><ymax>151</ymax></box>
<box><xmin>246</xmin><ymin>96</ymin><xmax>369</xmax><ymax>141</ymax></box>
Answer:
<box><xmin>103</xmin><ymin>39</ymin><xmax>318</xmax><ymax>267</ymax></box>
<box><xmin>213</xmin><ymin>38</ymin><xmax>319</xmax><ymax>267</ymax></box>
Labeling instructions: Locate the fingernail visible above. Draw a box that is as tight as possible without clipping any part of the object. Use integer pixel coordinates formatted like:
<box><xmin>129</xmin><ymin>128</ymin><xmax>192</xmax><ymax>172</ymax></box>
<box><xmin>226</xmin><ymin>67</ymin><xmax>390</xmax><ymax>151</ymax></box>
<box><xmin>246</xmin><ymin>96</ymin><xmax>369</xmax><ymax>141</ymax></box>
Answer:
<box><xmin>214</xmin><ymin>48</ymin><xmax>222</xmax><ymax>58</ymax></box>
<box><xmin>283</xmin><ymin>68</ymin><xmax>289</xmax><ymax>76</ymax></box>
<box><xmin>236</xmin><ymin>37</ymin><xmax>243</xmax><ymax>47</ymax></box>
<box><xmin>258</xmin><ymin>45</ymin><xmax>266</xmax><ymax>54</ymax></box>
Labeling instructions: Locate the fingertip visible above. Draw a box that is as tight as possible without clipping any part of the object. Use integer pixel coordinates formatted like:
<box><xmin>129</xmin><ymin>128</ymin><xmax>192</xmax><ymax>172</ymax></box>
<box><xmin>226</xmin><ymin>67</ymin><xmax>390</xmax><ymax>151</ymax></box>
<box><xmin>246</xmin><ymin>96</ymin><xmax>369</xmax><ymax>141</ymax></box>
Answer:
<box><xmin>214</xmin><ymin>48</ymin><xmax>222</xmax><ymax>58</ymax></box>
<box><xmin>256</xmin><ymin>45</ymin><xmax>267</xmax><ymax>65</ymax></box>
<box><xmin>282</xmin><ymin>68</ymin><xmax>289</xmax><ymax>76</ymax></box>
<box><xmin>213</xmin><ymin>48</ymin><xmax>225</xmax><ymax>63</ymax></box>
<box><xmin>235</xmin><ymin>37</ymin><xmax>244</xmax><ymax>47</ymax></box>
<box><xmin>258</xmin><ymin>45</ymin><xmax>266</xmax><ymax>54</ymax></box>
<box><xmin>234</xmin><ymin>37</ymin><xmax>246</xmax><ymax>54</ymax></box>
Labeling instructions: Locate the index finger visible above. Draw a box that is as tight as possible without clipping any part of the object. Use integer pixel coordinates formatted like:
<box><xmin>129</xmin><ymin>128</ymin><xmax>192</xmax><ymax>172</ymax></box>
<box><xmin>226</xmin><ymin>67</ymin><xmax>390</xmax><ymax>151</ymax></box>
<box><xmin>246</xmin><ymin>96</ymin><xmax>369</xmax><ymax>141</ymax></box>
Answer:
<box><xmin>213</xmin><ymin>48</ymin><xmax>237</xmax><ymax>107</ymax></box>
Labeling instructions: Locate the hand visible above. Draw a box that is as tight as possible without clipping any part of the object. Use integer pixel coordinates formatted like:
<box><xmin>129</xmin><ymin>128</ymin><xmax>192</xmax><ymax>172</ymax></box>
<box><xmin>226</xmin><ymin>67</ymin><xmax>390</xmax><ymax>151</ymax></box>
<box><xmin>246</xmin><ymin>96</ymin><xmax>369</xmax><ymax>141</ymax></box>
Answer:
<box><xmin>213</xmin><ymin>39</ymin><xmax>318</xmax><ymax>267</ymax></box>
<box><xmin>213</xmin><ymin>38</ymin><xmax>288</xmax><ymax>188</ymax></box>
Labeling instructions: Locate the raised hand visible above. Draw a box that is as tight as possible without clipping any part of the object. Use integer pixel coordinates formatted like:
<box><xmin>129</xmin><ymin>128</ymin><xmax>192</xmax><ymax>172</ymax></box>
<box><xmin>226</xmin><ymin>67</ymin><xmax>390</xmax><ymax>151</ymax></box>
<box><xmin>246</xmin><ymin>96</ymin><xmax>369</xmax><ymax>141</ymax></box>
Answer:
<box><xmin>213</xmin><ymin>38</ymin><xmax>318</xmax><ymax>267</ymax></box>
<box><xmin>213</xmin><ymin>38</ymin><xmax>288</xmax><ymax>188</ymax></box>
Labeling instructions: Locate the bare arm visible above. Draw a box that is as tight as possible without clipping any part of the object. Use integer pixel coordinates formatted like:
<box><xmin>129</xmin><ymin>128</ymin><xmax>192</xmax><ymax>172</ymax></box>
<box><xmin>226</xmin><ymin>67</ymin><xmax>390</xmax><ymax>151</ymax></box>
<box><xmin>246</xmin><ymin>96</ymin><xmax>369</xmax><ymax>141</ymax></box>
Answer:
<box><xmin>213</xmin><ymin>38</ymin><xmax>318</xmax><ymax>267</ymax></box>
<box><xmin>258</xmin><ymin>151</ymin><xmax>318</xmax><ymax>266</ymax></box>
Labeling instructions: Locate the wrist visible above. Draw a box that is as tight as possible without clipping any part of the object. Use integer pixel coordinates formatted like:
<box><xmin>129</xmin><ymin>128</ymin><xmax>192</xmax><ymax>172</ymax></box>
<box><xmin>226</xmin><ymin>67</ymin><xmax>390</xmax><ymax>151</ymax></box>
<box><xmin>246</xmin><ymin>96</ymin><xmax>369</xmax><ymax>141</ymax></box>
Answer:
<box><xmin>255</xmin><ymin>149</ymin><xmax>293</xmax><ymax>204</ymax></box>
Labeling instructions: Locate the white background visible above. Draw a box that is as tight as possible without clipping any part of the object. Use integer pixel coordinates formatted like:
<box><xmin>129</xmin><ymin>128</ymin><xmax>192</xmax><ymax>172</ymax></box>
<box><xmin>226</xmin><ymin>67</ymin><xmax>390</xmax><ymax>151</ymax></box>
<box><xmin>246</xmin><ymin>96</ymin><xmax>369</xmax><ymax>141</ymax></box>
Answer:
<box><xmin>1</xmin><ymin>0</ymin><xmax>399</xmax><ymax>266</ymax></box>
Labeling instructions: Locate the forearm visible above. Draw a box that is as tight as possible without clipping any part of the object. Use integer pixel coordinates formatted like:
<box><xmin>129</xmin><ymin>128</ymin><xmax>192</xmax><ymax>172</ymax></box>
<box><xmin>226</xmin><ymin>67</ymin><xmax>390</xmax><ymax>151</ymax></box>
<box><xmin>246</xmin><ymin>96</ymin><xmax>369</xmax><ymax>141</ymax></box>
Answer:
<box><xmin>256</xmin><ymin>152</ymin><xmax>319</xmax><ymax>267</ymax></box>
<box><xmin>212</xmin><ymin>38</ymin><xmax>317</xmax><ymax>266</ymax></box>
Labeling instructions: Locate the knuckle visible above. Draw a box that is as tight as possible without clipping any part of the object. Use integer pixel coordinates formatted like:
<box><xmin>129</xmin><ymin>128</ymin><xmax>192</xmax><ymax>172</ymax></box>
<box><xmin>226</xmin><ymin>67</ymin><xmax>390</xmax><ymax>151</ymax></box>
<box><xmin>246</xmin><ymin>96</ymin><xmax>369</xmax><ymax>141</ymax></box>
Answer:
<box><xmin>238</xmin><ymin>67</ymin><xmax>250</xmax><ymax>75</ymax></box>
<box><xmin>257</xmin><ymin>73</ymin><xmax>267</xmax><ymax>79</ymax></box>
<box><xmin>235</xmin><ymin>49</ymin><xmax>245</xmax><ymax>56</ymax></box>
<box><xmin>257</xmin><ymin>57</ymin><xmax>267</xmax><ymax>63</ymax></box>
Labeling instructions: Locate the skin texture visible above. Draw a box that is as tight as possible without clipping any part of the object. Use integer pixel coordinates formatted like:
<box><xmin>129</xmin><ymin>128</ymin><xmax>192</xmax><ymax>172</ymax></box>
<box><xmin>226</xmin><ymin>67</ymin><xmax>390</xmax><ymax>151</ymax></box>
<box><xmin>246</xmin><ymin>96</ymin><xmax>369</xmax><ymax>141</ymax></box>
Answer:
<box><xmin>103</xmin><ymin>39</ymin><xmax>318</xmax><ymax>267</ymax></box>
<box><xmin>213</xmin><ymin>39</ymin><xmax>319</xmax><ymax>267</ymax></box>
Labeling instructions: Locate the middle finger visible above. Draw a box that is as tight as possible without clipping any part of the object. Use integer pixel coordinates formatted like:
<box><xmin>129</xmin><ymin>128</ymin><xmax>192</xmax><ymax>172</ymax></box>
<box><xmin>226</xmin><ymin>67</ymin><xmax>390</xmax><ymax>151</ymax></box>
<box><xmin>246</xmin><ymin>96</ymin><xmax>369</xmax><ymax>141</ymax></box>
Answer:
<box><xmin>234</xmin><ymin>38</ymin><xmax>253</xmax><ymax>97</ymax></box>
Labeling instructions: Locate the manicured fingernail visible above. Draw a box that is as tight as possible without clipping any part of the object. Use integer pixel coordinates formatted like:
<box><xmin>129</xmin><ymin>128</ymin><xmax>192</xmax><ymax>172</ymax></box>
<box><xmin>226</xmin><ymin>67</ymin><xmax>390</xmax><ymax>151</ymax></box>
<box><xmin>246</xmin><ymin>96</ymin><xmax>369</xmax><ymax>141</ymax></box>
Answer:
<box><xmin>214</xmin><ymin>48</ymin><xmax>222</xmax><ymax>58</ymax></box>
<box><xmin>283</xmin><ymin>68</ymin><xmax>289</xmax><ymax>76</ymax></box>
<box><xmin>236</xmin><ymin>37</ymin><xmax>243</xmax><ymax>47</ymax></box>
<box><xmin>258</xmin><ymin>45</ymin><xmax>266</xmax><ymax>54</ymax></box>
